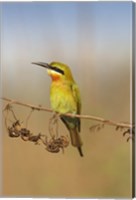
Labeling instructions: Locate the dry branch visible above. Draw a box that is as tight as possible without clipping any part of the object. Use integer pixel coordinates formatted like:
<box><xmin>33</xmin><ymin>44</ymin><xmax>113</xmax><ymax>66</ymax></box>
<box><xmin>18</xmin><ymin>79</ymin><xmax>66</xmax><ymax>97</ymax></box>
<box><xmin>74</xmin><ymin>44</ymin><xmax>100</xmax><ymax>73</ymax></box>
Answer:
<box><xmin>2</xmin><ymin>97</ymin><xmax>134</xmax><ymax>129</ymax></box>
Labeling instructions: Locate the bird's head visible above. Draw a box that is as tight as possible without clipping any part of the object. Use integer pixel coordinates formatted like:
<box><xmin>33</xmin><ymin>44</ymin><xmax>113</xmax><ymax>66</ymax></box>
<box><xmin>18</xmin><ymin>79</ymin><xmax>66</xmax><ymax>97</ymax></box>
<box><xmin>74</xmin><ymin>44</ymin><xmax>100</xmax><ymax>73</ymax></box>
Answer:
<box><xmin>32</xmin><ymin>61</ymin><xmax>74</xmax><ymax>82</ymax></box>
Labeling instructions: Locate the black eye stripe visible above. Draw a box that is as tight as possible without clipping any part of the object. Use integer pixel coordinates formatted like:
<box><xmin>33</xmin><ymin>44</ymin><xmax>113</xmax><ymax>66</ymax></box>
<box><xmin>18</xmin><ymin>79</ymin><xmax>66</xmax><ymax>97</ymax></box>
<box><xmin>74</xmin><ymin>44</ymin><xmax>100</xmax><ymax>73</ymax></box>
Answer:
<box><xmin>52</xmin><ymin>66</ymin><xmax>64</xmax><ymax>75</ymax></box>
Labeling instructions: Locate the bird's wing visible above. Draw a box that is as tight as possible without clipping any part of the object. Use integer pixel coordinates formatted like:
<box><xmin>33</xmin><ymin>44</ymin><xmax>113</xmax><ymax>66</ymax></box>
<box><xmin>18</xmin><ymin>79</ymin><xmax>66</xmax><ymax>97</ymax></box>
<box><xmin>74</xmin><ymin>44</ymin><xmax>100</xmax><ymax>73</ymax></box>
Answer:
<box><xmin>71</xmin><ymin>83</ymin><xmax>81</xmax><ymax>132</ymax></box>
<box><xmin>72</xmin><ymin>83</ymin><xmax>81</xmax><ymax>114</ymax></box>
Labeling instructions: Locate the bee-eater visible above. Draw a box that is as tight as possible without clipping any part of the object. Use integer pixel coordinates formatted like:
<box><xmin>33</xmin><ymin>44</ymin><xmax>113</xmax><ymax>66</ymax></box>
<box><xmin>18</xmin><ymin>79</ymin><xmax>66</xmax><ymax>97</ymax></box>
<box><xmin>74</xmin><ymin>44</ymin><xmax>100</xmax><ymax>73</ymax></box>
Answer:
<box><xmin>32</xmin><ymin>61</ymin><xmax>83</xmax><ymax>157</ymax></box>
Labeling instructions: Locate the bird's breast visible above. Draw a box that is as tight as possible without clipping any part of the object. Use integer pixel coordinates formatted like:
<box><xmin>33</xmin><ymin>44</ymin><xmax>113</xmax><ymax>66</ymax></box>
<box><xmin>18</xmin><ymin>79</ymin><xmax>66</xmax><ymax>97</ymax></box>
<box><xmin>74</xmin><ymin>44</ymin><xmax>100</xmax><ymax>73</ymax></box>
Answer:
<box><xmin>50</xmin><ymin>82</ymin><xmax>77</xmax><ymax>114</ymax></box>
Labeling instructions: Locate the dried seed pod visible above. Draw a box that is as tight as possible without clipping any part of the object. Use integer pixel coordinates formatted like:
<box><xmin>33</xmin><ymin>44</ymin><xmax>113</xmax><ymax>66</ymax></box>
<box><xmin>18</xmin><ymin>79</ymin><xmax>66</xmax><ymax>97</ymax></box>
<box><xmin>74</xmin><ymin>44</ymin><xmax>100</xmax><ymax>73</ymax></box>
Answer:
<box><xmin>8</xmin><ymin>120</ymin><xmax>22</xmax><ymax>137</ymax></box>
<box><xmin>123</xmin><ymin>129</ymin><xmax>130</xmax><ymax>137</ymax></box>
<box><xmin>8</xmin><ymin>127</ymin><xmax>20</xmax><ymax>137</ymax></box>
<box><xmin>28</xmin><ymin>133</ymin><xmax>42</xmax><ymax>144</ymax></box>
<box><xmin>20</xmin><ymin>128</ymin><xmax>31</xmax><ymax>137</ymax></box>
<box><xmin>46</xmin><ymin>142</ymin><xmax>60</xmax><ymax>153</ymax></box>
<box><xmin>55</xmin><ymin>136</ymin><xmax>69</xmax><ymax>148</ymax></box>
<box><xmin>13</xmin><ymin>120</ymin><xmax>21</xmax><ymax>130</ymax></box>
<box><xmin>20</xmin><ymin>128</ymin><xmax>31</xmax><ymax>141</ymax></box>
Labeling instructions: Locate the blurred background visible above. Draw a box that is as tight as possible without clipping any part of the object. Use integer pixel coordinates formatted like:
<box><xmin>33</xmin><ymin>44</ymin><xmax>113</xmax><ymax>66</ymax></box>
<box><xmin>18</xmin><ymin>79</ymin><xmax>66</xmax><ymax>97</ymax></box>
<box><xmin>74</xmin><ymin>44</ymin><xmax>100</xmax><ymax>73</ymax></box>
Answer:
<box><xmin>1</xmin><ymin>1</ymin><xmax>133</xmax><ymax>198</ymax></box>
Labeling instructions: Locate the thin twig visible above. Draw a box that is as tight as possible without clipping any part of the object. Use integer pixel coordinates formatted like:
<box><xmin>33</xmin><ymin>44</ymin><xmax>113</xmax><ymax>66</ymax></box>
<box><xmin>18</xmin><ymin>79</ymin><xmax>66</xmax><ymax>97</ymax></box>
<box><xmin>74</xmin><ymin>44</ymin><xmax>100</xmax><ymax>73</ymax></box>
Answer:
<box><xmin>1</xmin><ymin>97</ymin><xmax>134</xmax><ymax>129</ymax></box>
<box><xmin>25</xmin><ymin>108</ymin><xmax>34</xmax><ymax>128</ymax></box>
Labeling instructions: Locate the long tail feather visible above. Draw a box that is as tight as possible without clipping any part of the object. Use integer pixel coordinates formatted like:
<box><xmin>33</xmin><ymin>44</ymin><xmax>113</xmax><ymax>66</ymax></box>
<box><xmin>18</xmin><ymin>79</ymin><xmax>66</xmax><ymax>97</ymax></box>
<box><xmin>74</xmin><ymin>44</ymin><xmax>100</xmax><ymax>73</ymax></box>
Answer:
<box><xmin>69</xmin><ymin>128</ymin><xmax>83</xmax><ymax>157</ymax></box>
<box><xmin>78</xmin><ymin>147</ymin><xmax>84</xmax><ymax>157</ymax></box>
<box><xmin>60</xmin><ymin>116</ymin><xmax>83</xmax><ymax>157</ymax></box>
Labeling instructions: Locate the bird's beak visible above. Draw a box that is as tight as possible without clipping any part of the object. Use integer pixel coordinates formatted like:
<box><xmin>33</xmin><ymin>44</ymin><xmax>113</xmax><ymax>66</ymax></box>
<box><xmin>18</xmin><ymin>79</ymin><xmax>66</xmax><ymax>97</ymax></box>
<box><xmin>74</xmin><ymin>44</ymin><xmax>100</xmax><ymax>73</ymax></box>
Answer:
<box><xmin>32</xmin><ymin>62</ymin><xmax>64</xmax><ymax>75</ymax></box>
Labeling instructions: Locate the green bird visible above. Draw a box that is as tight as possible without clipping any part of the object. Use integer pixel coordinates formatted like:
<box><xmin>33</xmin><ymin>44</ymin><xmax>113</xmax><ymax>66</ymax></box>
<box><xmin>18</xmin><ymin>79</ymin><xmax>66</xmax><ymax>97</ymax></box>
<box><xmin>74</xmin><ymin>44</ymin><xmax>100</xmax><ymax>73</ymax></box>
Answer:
<box><xmin>32</xmin><ymin>61</ymin><xmax>83</xmax><ymax>157</ymax></box>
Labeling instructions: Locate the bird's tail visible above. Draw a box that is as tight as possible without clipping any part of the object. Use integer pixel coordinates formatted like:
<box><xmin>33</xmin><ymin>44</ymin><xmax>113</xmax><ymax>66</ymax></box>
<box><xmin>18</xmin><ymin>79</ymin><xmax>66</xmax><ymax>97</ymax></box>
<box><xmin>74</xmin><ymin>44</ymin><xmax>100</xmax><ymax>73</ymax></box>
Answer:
<box><xmin>69</xmin><ymin>128</ymin><xmax>83</xmax><ymax>157</ymax></box>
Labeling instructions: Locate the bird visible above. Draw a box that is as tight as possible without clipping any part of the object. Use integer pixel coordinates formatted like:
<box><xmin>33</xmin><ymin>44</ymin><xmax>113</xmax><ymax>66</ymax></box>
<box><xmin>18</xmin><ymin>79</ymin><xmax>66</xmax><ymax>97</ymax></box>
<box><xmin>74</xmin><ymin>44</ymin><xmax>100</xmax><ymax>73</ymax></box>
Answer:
<box><xmin>32</xmin><ymin>61</ymin><xmax>83</xmax><ymax>157</ymax></box>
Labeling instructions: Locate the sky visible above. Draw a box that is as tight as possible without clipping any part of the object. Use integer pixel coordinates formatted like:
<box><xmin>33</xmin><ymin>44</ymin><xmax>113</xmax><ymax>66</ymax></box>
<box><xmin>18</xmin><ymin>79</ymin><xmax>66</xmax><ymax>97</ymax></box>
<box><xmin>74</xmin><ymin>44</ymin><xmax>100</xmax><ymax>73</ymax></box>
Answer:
<box><xmin>1</xmin><ymin>2</ymin><xmax>132</xmax><ymax>66</ymax></box>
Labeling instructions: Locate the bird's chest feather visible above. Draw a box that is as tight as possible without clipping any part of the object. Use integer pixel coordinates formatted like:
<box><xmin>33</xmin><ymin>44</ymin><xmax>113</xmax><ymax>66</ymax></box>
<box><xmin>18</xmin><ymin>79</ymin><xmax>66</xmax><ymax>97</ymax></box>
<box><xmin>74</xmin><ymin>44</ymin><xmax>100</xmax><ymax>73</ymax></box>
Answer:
<box><xmin>50</xmin><ymin>82</ymin><xmax>77</xmax><ymax>114</ymax></box>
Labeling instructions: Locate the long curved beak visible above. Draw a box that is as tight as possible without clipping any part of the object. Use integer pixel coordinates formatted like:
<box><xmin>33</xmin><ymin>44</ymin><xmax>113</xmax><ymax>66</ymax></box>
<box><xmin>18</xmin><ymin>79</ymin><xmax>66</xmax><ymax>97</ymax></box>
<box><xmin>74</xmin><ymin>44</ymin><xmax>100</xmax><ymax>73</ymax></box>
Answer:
<box><xmin>32</xmin><ymin>62</ymin><xmax>64</xmax><ymax>75</ymax></box>
<box><xmin>32</xmin><ymin>62</ymin><xmax>51</xmax><ymax>69</ymax></box>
